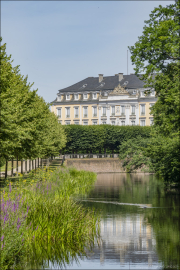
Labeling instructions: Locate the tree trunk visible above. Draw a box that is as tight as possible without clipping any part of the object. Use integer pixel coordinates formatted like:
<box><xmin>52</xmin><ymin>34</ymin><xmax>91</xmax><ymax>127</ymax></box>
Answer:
<box><xmin>38</xmin><ymin>158</ymin><xmax>39</xmax><ymax>168</ymax></box>
<box><xmin>29</xmin><ymin>159</ymin><xmax>31</xmax><ymax>171</ymax></box>
<box><xmin>25</xmin><ymin>160</ymin><xmax>27</xmax><ymax>174</ymax></box>
<box><xmin>11</xmin><ymin>159</ymin><xmax>13</xmax><ymax>177</ymax></box>
<box><xmin>16</xmin><ymin>156</ymin><xmax>18</xmax><ymax>176</ymax></box>
<box><xmin>5</xmin><ymin>160</ymin><xmax>8</xmax><ymax>179</ymax></box>
<box><xmin>21</xmin><ymin>160</ymin><xmax>23</xmax><ymax>174</ymax></box>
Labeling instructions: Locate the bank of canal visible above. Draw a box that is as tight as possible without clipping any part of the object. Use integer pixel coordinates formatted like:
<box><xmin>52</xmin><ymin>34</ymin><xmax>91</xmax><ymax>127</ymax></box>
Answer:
<box><xmin>48</xmin><ymin>172</ymin><xmax>180</xmax><ymax>269</ymax></box>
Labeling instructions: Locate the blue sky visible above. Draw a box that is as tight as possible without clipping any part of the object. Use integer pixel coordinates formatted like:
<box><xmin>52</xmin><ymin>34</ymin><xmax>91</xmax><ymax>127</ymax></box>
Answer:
<box><xmin>2</xmin><ymin>1</ymin><xmax>173</xmax><ymax>103</ymax></box>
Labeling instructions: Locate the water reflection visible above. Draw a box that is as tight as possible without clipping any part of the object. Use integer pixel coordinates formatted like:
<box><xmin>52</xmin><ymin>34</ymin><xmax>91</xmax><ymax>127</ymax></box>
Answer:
<box><xmin>48</xmin><ymin>173</ymin><xmax>180</xmax><ymax>269</ymax></box>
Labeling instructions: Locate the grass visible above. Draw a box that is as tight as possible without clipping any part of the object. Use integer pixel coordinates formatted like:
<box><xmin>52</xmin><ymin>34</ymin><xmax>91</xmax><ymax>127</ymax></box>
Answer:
<box><xmin>0</xmin><ymin>162</ymin><xmax>100</xmax><ymax>269</ymax></box>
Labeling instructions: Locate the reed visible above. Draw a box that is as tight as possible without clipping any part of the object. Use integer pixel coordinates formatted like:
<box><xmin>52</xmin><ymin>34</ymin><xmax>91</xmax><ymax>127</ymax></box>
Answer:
<box><xmin>1</xmin><ymin>166</ymin><xmax>100</xmax><ymax>269</ymax></box>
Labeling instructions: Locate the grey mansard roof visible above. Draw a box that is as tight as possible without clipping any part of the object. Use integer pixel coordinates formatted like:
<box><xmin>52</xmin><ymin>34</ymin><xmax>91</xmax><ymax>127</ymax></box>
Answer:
<box><xmin>57</xmin><ymin>74</ymin><xmax>146</xmax><ymax>93</ymax></box>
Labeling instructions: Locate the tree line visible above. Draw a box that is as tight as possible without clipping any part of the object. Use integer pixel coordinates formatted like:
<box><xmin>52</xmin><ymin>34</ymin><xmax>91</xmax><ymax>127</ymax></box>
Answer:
<box><xmin>62</xmin><ymin>125</ymin><xmax>151</xmax><ymax>154</ymax></box>
<box><xmin>0</xmin><ymin>39</ymin><xmax>66</xmax><ymax>169</ymax></box>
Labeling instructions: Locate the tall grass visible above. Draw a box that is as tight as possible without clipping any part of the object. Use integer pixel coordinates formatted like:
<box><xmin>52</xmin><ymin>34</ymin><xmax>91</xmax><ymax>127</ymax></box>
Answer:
<box><xmin>1</xmin><ymin>166</ymin><xmax>100</xmax><ymax>269</ymax></box>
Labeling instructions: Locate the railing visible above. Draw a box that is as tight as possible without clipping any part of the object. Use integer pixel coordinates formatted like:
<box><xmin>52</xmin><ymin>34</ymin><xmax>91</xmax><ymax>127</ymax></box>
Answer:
<box><xmin>93</xmin><ymin>114</ymin><xmax>97</xmax><ymax>117</ymax></box>
<box><xmin>60</xmin><ymin>153</ymin><xmax>119</xmax><ymax>159</ymax></box>
<box><xmin>141</xmin><ymin>112</ymin><xmax>145</xmax><ymax>116</ymax></box>
<box><xmin>83</xmin><ymin>114</ymin><xmax>88</xmax><ymax>117</ymax></box>
<box><xmin>66</xmin><ymin>115</ymin><xmax>70</xmax><ymax>118</ymax></box>
<box><xmin>75</xmin><ymin>115</ymin><xmax>79</xmax><ymax>118</ymax></box>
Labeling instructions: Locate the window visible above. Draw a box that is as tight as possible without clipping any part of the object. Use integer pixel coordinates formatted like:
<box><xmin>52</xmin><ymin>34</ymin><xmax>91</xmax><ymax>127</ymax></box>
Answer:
<box><xmin>140</xmin><ymin>120</ymin><xmax>145</xmax><ymax>126</ymax></box>
<box><xmin>74</xmin><ymin>121</ymin><xmax>79</xmax><ymax>125</ymax></box>
<box><xmin>57</xmin><ymin>94</ymin><xmax>61</xmax><ymax>101</ymax></box>
<box><xmin>150</xmin><ymin>103</ymin><xmax>154</xmax><ymax>107</ymax></box>
<box><xmin>102</xmin><ymin>107</ymin><xmax>106</xmax><ymax>116</ymax></box>
<box><xmin>150</xmin><ymin>119</ymin><xmax>154</xmax><ymax>125</ymax></box>
<box><xmin>141</xmin><ymin>91</ymin><xmax>145</xmax><ymax>97</ymax></box>
<box><xmin>66</xmin><ymin>107</ymin><xmax>70</xmax><ymax>118</ymax></box>
<box><xmin>102</xmin><ymin>121</ymin><xmax>106</xmax><ymax>125</ymax></box>
<box><xmin>111</xmin><ymin>106</ymin><xmax>115</xmax><ymax>115</ymax></box>
<box><xmin>151</xmin><ymin>90</ymin><xmax>155</xmax><ymax>96</ymax></box>
<box><xmin>93</xmin><ymin>106</ymin><xmax>97</xmax><ymax>117</ymax></box>
<box><xmin>131</xmin><ymin>121</ymin><xmax>135</xmax><ymax>126</ymax></box>
<box><xmin>121</xmin><ymin>106</ymin><xmax>125</xmax><ymax>116</ymax></box>
<box><xmin>57</xmin><ymin>108</ymin><xmax>61</xmax><ymax>118</ymax></box>
<box><xmin>83</xmin><ymin>121</ymin><xmax>88</xmax><ymax>125</ymax></box>
<box><xmin>83</xmin><ymin>107</ymin><xmax>88</xmax><ymax>117</ymax></box>
<box><xmin>131</xmin><ymin>105</ymin><xmax>135</xmax><ymax>115</ymax></box>
<box><xmin>93</xmin><ymin>93</ymin><xmax>97</xmax><ymax>99</ymax></box>
<box><xmin>65</xmin><ymin>121</ymin><xmax>70</xmax><ymax>125</ymax></box>
<box><xmin>93</xmin><ymin>121</ymin><xmax>97</xmax><ymax>125</ymax></box>
<box><xmin>121</xmin><ymin>121</ymin><xmax>125</xmax><ymax>126</ymax></box>
<box><xmin>83</xmin><ymin>94</ymin><xmax>88</xmax><ymax>99</ymax></box>
<box><xmin>133</xmin><ymin>90</ymin><xmax>136</xmax><ymax>94</ymax></box>
<box><xmin>58</xmin><ymin>120</ymin><xmax>62</xmax><ymax>124</ymax></box>
<box><xmin>141</xmin><ymin>104</ymin><xmax>145</xmax><ymax>115</ymax></box>
<box><xmin>74</xmin><ymin>94</ymin><xmax>78</xmax><ymax>100</ymax></box>
<box><xmin>74</xmin><ymin>107</ymin><xmax>79</xmax><ymax>118</ymax></box>
<box><xmin>66</xmin><ymin>94</ymin><xmax>70</xmax><ymax>100</ymax></box>
<box><xmin>112</xmin><ymin>121</ymin><xmax>115</xmax><ymax>125</ymax></box>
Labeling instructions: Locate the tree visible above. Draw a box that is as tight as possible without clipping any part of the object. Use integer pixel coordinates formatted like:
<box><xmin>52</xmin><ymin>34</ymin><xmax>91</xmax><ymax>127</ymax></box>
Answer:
<box><xmin>128</xmin><ymin>2</ymin><xmax>180</xmax><ymax>182</ymax></box>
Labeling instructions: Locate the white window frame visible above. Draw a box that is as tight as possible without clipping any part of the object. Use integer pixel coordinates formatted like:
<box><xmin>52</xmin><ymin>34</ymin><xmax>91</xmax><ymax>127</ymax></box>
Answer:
<box><xmin>83</xmin><ymin>93</ymin><xmax>88</xmax><ymax>100</ymax></box>
<box><xmin>57</xmin><ymin>94</ymin><xmax>61</xmax><ymax>101</ymax></box>
<box><xmin>83</xmin><ymin>121</ymin><xmax>88</xmax><ymax>126</ymax></box>
<box><xmin>57</xmin><ymin>108</ymin><xmax>61</xmax><ymax>118</ymax></box>
<box><xmin>93</xmin><ymin>106</ymin><xmax>97</xmax><ymax>117</ymax></box>
<box><xmin>74</xmin><ymin>107</ymin><xmax>79</xmax><ymax>118</ymax></box>
<box><xmin>102</xmin><ymin>121</ymin><xmax>106</xmax><ymax>125</ymax></box>
<box><xmin>74</xmin><ymin>94</ymin><xmax>79</xmax><ymax>100</ymax></box>
<box><xmin>111</xmin><ymin>121</ymin><xmax>115</xmax><ymax>126</ymax></box>
<box><xmin>93</xmin><ymin>93</ymin><xmax>97</xmax><ymax>99</ymax></box>
<box><xmin>121</xmin><ymin>121</ymin><xmax>125</xmax><ymax>126</ymax></box>
<box><xmin>66</xmin><ymin>94</ymin><xmax>70</xmax><ymax>100</ymax></box>
<box><xmin>111</xmin><ymin>106</ymin><xmax>115</xmax><ymax>116</ymax></box>
<box><xmin>140</xmin><ymin>104</ymin><xmax>145</xmax><ymax>116</ymax></box>
<box><xmin>74</xmin><ymin>121</ymin><xmax>79</xmax><ymax>125</ymax></box>
<box><xmin>131</xmin><ymin>121</ymin><xmax>135</xmax><ymax>126</ymax></box>
<box><xmin>131</xmin><ymin>105</ymin><xmax>135</xmax><ymax>115</ymax></box>
<box><xmin>83</xmin><ymin>106</ymin><xmax>88</xmax><ymax>117</ymax></box>
<box><xmin>66</xmin><ymin>107</ymin><xmax>70</xmax><ymax>118</ymax></box>
<box><xmin>102</xmin><ymin>107</ymin><xmax>106</xmax><ymax>116</ymax></box>
<box><xmin>151</xmin><ymin>90</ymin><xmax>155</xmax><ymax>96</ymax></box>
<box><xmin>65</xmin><ymin>121</ymin><xmax>71</xmax><ymax>125</ymax></box>
<box><xmin>141</xmin><ymin>91</ymin><xmax>145</xmax><ymax>97</ymax></box>
<box><xmin>121</xmin><ymin>106</ymin><xmax>125</xmax><ymax>116</ymax></box>
<box><xmin>92</xmin><ymin>121</ymin><xmax>97</xmax><ymax>125</ymax></box>
<box><xmin>150</xmin><ymin>119</ymin><xmax>154</xmax><ymax>125</ymax></box>
<box><xmin>140</xmin><ymin>120</ymin><xmax>146</xmax><ymax>126</ymax></box>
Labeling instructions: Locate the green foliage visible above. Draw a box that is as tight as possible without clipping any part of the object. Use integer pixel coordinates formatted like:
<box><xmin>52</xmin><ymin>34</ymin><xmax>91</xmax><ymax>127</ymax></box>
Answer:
<box><xmin>119</xmin><ymin>136</ymin><xmax>154</xmax><ymax>173</ymax></box>
<box><xmin>63</xmin><ymin>125</ymin><xmax>151</xmax><ymax>154</ymax></box>
<box><xmin>1</xmin><ymin>166</ymin><xmax>99</xmax><ymax>269</ymax></box>
<box><xmin>0</xmin><ymin>39</ymin><xmax>66</xmax><ymax>162</ymax></box>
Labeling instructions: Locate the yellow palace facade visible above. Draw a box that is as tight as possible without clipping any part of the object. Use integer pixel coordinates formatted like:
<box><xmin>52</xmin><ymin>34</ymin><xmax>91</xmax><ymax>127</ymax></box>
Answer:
<box><xmin>51</xmin><ymin>73</ymin><xmax>157</xmax><ymax>126</ymax></box>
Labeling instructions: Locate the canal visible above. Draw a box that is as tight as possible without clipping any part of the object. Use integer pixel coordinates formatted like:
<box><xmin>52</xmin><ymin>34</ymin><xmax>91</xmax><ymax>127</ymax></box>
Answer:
<box><xmin>48</xmin><ymin>173</ymin><xmax>180</xmax><ymax>269</ymax></box>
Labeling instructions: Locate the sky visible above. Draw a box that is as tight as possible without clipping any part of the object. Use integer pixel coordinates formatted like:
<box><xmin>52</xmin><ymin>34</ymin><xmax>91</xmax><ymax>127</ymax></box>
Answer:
<box><xmin>1</xmin><ymin>1</ymin><xmax>174</xmax><ymax>103</ymax></box>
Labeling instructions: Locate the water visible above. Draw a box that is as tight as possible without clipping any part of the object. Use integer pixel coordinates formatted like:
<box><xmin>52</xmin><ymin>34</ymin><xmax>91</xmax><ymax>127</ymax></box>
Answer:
<box><xmin>48</xmin><ymin>173</ymin><xmax>180</xmax><ymax>269</ymax></box>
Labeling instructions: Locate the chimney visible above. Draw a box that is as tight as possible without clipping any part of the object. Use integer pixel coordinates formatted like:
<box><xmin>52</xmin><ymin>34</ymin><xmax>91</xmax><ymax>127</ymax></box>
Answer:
<box><xmin>99</xmin><ymin>74</ymin><xmax>103</xmax><ymax>83</ymax></box>
<box><xmin>118</xmin><ymin>73</ymin><xmax>123</xmax><ymax>81</ymax></box>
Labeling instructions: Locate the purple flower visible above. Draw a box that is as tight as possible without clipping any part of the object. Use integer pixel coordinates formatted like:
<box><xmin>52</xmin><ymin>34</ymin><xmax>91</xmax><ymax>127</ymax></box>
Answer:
<box><xmin>17</xmin><ymin>223</ymin><xmax>21</xmax><ymax>231</ymax></box>
<box><xmin>35</xmin><ymin>226</ymin><xmax>38</xmax><ymax>231</ymax></box>
<box><xmin>22</xmin><ymin>238</ymin><xmax>24</xmax><ymax>242</ymax></box>
<box><xmin>9</xmin><ymin>183</ymin><xmax>12</xmax><ymax>193</ymax></box>
<box><xmin>1</xmin><ymin>244</ymin><xmax>3</xmax><ymax>249</ymax></box>
<box><xmin>1</xmin><ymin>235</ymin><xmax>4</xmax><ymax>241</ymax></box>
<box><xmin>27</xmin><ymin>206</ymin><xmax>30</xmax><ymax>213</ymax></box>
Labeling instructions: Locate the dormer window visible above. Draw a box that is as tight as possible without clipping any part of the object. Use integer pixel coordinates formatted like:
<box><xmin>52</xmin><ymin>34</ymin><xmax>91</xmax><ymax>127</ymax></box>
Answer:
<box><xmin>141</xmin><ymin>91</ymin><xmax>145</xmax><ymax>97</ymax></box>
<box><xmin>151</xmin><ymin>90</ymin><xmax>155</xmax><ymax>96</ymax></box>
<box><xmin>83</xmin><ymin>94</ymin><xmax>88</xmax><ymax>99</ymax></box>
<box><xmin>66</xmin><ymin>94</ymin><xmax>70</xmax><ymax>100</ymax></box>
<box><xmin>133</xmin><ymin>90</ymin><xmax>136</xmax><ymax>94</ymax></box>
<box><xmin>74</xmin><ymin>94</ymin><xmax>79</xmax><ymax>100</ymax></box>
<box><xmin>57</xmin><ymin>94</ymin><xmax>61</xmax><ymax>101</ymax></box>
<box><xmin>93</xmin><ymin>93</ymin><xmax>97</xmax><ymax>99</ymax></box>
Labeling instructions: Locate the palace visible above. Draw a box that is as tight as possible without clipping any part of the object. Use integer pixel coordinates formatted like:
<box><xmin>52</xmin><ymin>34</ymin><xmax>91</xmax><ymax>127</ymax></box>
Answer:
<box><xmin>51</xmin><ymin>73</ymin><xmax>157</xmax><ymax>126</ymax></box>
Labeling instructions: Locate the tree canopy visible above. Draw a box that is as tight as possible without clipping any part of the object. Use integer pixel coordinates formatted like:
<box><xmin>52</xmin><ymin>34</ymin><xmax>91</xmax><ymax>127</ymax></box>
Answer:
<box><xmin>0</xmin><ymin>39</ymin><xmax>66</xmax><ymax>163</ymax></box>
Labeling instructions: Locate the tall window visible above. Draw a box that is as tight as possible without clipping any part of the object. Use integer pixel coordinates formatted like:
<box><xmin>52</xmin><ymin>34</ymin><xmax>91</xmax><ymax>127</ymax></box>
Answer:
<box><xmin>74</xmin><ymin>94</ymin><xmax>78</xmax><ymax>100</ymax></box>
<box><xmin>141</xmin><ymin>105</ymin><xmax>145</xmax><ymax>115</ymax></box>
<box><xmin>112</xmin><ymin>106</ymin><xmax>115</xmax><ymax>115</ymax></box>
<box><xmin>74</xmin><ymin>107</ymin><xmax>79</xmax><ymax>118</ymax></box>
<box><xmin>83</xmin><ymin>107</ymin><xmax>88</xmax><ymax>117</ymax></box>
<box><xmin>102</xmin><ymin>107</ymin><xmax>106</xmax><ymax>116</ymax></box>
<box><xmin>66</xmin><ymin>107</ymin><xmax>70</xmax><ymax>118</ymax></box>
<box><xmin>112</xmin><ymin>121</ymin><xmax>115</xmax><ymax>125</ymax></box>
<box><xmin>131</xmin><ymin>121</ymin><xmax>135</xmax><ymax>126</ymax></box>
<box><xmin>151</xmin><ymin>90</ymin><xmax>155</xmax><ymax>96</ymax></box>
<box><xmin>131</xmin><ymin>105</ymin><xmax>135</xmax><ymax>115</ymax></box>
<box><xmin>57</xmin><ymin>108</ymin><xmax>61</xmax><ymax>118</ymax></box>
<box><xmin>102</xmin><ymin>121</ymin><xmax>106</xmax><ymax>124</ymax></box>
<box><xmin>121</xmin><ymin>106</ymin><xmax>125</xmax><ymax>115</ymax></box>
<box><xmin>83</xmin><ymin>121</ymin><xmax>88</xmax><ymax>125</ymax></box>
<box><xmin>93</xmin><ymin>107</ymin><xmax>97</xmax><ymax>117</ymax></box>
<box><xmin>65</xmin><ymin>121</ymin><xmax>70</xmax><ymax>125</ymax></box>
<box><xmin>66</xmin><ymin>94</ymin><xmax>70</xmax><ymax>100</ymax></box>
<box><xmin>150</xmin><ymin>119</ymin><xmax>154</xmax><ymax>125</ymax></box>
<box><xmin>121</xmin><ymin>121</ymin><xmax>125</xmax><ymax>126</ymax></box>
<box><xmin>140</xmin><ymin>120</ymin><xmax>145</xmax><ymax>126</ymax></box>
<box><xmin>93</xmin><ymin>121</ymin><xmax>97</xmax><ymax>125</ymax></box>
<box><xmin>74</xmin><ymin>121</ymin><xmax>79</xmax><ymax>125</ymax></box>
